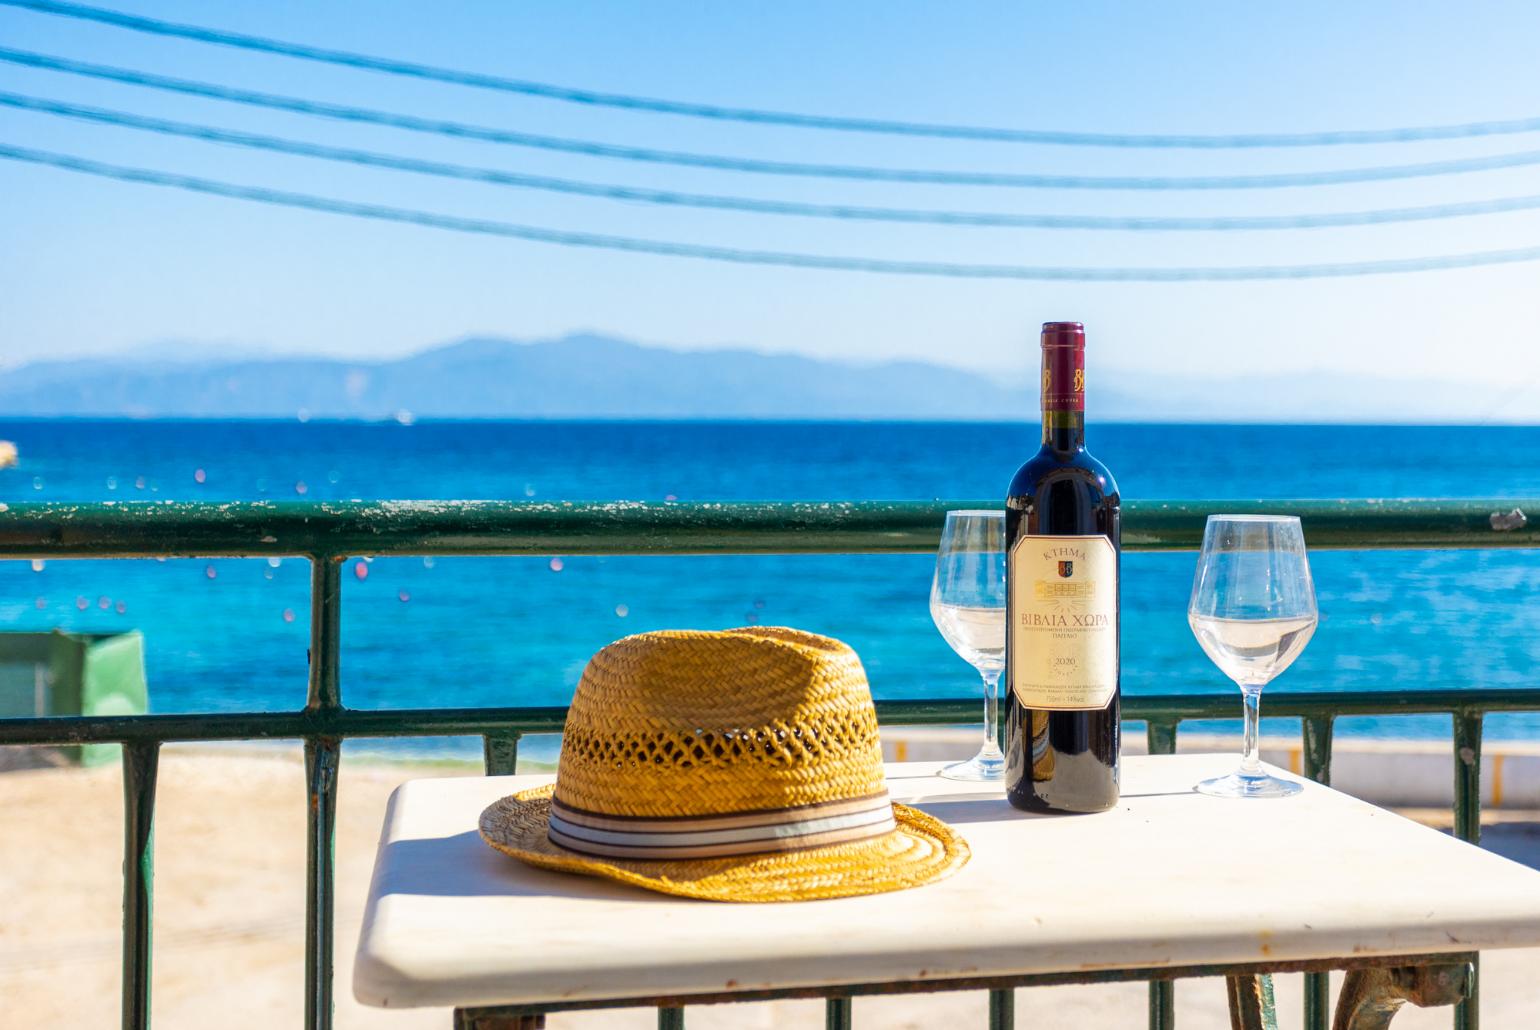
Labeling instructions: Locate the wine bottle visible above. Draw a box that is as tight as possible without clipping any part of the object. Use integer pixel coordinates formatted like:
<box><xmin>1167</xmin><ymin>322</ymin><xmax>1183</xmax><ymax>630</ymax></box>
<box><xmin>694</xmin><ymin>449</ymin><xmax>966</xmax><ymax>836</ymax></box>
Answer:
<box><xmin>1004</xmin><ymin>322</ymin><xmax>1121</xmax><ymax>813</ymax></box>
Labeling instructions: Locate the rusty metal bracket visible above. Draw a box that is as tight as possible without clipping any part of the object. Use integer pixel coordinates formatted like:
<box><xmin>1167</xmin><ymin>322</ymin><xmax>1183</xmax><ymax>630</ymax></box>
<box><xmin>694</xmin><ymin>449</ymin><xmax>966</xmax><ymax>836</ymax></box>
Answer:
<box><xmin>1332</xmin><ymin>962</ymin><xmax>1471</xmax><ymax>1029</ymax></box>
<box><xmin>454</xmin><ymin>1010</ymin><xmax>545</xmax><ymax>1030</ymax></box>
<box><xmin>1227</xmin><ymin>972</ymin><xmax>1278</xmax><ymax>1030</ymax></box>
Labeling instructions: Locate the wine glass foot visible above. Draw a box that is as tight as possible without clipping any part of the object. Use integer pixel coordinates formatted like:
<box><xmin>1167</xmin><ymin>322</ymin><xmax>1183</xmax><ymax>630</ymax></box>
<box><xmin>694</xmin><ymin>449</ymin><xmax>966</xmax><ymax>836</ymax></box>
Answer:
<box><xmin>939</xmin><ymin>749</ymin><xmax>1005</xmax><ymax>781</ymax></box>
<box><xmin>1195</xmin><ymin>771</ymin><xmax>1303</xmax><ymax>799</ymax></box>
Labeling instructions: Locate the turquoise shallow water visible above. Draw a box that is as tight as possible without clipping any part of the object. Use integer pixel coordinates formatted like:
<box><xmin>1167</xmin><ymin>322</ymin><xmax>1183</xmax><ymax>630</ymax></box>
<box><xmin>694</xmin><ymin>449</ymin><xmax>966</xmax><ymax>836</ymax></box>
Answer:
<box><xmin>1</xmin><ymin>419</ymin><xmax>1537</xmax><ymax>754</ymax></box>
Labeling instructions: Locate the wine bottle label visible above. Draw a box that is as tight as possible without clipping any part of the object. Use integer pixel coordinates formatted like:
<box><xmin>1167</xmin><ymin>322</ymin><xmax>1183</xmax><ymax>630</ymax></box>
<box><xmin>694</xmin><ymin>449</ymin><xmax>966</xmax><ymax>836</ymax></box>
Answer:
<box><xmin>1009</xmin><ymin>534</ymin><xmax>1118</xmax><ymax>710</ymax></box>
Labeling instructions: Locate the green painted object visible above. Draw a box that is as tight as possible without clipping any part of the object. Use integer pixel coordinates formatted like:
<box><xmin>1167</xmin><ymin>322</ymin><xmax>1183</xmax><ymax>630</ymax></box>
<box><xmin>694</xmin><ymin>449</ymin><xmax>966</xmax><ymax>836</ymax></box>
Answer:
<box><xmin>0</xmin><ymin>630</ymin><xmax>147</xmax><ymax>765</ymax></box>
<box><xmin>0</xmin><ymin>498</ymin><xmax>1532</xmax><ymax>558</ymax></box>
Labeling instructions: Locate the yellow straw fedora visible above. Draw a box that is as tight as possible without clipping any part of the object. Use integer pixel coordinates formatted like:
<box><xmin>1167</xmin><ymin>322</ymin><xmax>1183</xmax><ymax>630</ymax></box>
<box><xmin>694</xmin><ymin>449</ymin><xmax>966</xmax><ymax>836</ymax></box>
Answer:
<box><xmin>479</xmin><ymin>627</ymin><xmax>969</xmax><ymax>902</ymax></box>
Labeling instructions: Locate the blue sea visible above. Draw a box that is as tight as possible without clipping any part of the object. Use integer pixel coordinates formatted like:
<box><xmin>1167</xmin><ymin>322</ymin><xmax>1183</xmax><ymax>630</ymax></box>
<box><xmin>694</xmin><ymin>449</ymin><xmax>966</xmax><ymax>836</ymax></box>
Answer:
<box><xmin>2</xmin><ymin>419</ymin><xmax>1538</xmax><ymax>754</ymax></box>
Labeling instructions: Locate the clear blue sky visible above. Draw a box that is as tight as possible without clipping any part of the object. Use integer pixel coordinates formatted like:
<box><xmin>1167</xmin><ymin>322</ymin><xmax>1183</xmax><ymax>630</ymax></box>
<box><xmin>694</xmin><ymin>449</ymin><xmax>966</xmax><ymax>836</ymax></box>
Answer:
<box><xmin>3</xmin><ymin>1</ymin><xmax>1540</xmax><ymax>415</ymax></box>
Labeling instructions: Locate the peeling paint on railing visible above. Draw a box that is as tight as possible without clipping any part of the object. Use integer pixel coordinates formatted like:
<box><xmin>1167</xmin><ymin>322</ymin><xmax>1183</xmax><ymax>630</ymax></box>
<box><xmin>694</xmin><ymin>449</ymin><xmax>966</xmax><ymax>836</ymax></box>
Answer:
<box><xmin>0</xmin><ymin>498</ymin><xmax>1535</xmax><ymax>558</ymax></box>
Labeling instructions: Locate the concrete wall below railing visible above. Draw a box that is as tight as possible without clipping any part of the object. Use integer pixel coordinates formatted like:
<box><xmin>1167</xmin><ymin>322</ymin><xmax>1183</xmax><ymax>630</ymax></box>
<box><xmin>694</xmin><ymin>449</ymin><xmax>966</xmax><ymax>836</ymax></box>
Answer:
<box><xmin>879</xmin><ymin>728</ymin><xmax>1540</xmax><ymax>809</ymax></box>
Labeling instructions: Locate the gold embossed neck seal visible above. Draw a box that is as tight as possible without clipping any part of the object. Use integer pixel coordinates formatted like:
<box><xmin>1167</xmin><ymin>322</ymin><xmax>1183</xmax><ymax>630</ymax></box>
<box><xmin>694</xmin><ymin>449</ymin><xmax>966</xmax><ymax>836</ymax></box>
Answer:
<box><xmin>1041</xmin><ymin>321</ymin><xmax>1086</xmax><ymax>413</ymax></box>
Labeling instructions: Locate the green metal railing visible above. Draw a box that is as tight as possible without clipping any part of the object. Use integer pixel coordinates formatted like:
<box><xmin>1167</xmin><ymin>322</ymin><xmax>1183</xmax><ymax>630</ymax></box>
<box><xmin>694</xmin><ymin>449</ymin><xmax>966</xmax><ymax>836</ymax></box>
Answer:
<box><xmin>0</xmin><ymin>498</ymin><xmax>1535</xmax><ymax>1030</ymax></box>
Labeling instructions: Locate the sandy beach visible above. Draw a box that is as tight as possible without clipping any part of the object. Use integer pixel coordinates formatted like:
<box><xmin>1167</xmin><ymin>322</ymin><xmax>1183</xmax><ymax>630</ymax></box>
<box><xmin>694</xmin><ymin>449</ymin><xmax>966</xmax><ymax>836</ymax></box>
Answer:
<box><xmin>3</xmin><ymin>746</ymin><xmax>1538</xmax><ymax>1028</ymax></box>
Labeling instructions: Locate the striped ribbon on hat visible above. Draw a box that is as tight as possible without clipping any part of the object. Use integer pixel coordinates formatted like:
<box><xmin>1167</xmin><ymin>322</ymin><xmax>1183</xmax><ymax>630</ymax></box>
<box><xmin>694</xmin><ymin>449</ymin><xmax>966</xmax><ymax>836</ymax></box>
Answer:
<box><xmin>548</xmin><ymin>790</ymin><xmax>897</xmax><ymax>860</ymax></box>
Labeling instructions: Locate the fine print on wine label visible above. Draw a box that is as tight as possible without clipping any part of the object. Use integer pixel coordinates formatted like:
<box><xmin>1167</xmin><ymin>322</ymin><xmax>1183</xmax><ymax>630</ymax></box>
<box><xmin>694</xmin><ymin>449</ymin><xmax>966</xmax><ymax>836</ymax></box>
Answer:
<box><xmin>1008</xmin><ymin>534</ymin><xmax>1118</xmax><ymax>710</ymax></box>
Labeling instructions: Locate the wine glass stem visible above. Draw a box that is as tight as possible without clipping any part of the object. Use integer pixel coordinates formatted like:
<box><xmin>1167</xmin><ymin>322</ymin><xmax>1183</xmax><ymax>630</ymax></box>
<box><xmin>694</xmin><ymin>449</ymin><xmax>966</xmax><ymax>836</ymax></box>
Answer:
<box><xmin>981</xmin><ymin>669</ymin><xmax>1003</xmax><ymax>757</ymax></box>
<box><xmin>1239</xmin><ymin>685</ymin><xmax>1263</xmax><ymax>777</ymax></box>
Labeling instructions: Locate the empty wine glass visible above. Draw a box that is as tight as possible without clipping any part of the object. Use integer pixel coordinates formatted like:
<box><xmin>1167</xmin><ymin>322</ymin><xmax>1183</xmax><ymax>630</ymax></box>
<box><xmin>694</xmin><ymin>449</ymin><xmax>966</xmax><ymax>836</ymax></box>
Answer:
<box><xmin>1189</xmin><ymin>515</ymin><xmax>1318</xmax><ymax>798</ymax></box>
<box><xmin>930</xmin><ymin>510</ymin><xmax>1006</xmax><ymax>781</ymax></box>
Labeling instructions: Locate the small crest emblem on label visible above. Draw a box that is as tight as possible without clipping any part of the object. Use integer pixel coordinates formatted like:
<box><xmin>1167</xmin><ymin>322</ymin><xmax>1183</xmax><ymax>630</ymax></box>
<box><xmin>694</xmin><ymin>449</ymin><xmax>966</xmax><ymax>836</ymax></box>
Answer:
<box><xmin>1058</xmin><ymin>560</ymin><xmax>1074</xmax><ymax>578</ymax></box>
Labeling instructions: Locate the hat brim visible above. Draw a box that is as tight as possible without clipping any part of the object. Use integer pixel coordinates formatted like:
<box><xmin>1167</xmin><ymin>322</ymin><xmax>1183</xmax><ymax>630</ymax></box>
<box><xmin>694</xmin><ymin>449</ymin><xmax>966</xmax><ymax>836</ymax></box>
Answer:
<box><xmin>479</xmin><ymin>784</ymin><xmax>969</xmax><ymax>903</ymax></box>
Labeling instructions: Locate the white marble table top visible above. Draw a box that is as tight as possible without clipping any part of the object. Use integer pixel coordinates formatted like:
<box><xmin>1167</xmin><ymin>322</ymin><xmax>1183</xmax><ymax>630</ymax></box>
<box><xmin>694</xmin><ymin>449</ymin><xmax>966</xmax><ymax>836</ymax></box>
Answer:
<box><xmin>353</xmin><ymin>754</ymin><xmax>1540</xmax><ymax>1010</ymax></box>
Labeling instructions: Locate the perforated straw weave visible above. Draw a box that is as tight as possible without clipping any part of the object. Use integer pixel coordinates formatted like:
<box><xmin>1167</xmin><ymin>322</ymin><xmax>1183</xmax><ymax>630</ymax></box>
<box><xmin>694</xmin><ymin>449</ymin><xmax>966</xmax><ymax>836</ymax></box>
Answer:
<box><xmin>479</xmin><ymin>627</ymin><xmax>969</xmax><ymax>902</ymax></box>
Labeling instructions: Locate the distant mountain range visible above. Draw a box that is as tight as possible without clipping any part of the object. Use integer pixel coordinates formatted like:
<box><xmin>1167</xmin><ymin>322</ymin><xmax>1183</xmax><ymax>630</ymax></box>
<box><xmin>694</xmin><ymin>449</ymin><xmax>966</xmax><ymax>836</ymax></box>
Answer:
<box><xmin>0</xmin><ymin>333</ymin><xmax>1525</xmax><ymax>421</ymax></box>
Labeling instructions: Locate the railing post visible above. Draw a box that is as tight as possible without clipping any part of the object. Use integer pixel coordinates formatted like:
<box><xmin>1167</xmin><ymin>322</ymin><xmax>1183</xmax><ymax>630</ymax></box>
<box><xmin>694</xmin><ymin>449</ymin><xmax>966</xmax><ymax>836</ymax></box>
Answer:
<box><xmin>307</xmin><ymin>557</ymin><xmax>343</xmax><ymax>713</ymax></box>
<box><xmin>825</xmin><ymin>997</ymin><xmax>852</xmax><ymax>1030</ymax></box>
<box><xmin>990</xmin><ymin>670</ymin><xmax>1011</xmax><ymax>970</ymax></box>
<box><xmin>305</xmin><ymin>557</ymin><xmax>344</xmax><ymax>1030</ymax></box>
<box><xmin>1453</xmin><ymin>711</ymin><xmax>1483</xmax><ymax>845</ymax></box>
<box><xmin>1301</xmin><ymin>716</ymin><xmax>1334</xmax><ymax>1030</ymax></box>
<box><xmin>1147</xmin><ymin>980</ymin><xmax>1174</xmax><ymax>1030</ymax></box>
<box><xmin>122</xmin><ymin>739</ymin><xmax>160</xmax><ymax>1030</ymax></box>
<box><xmin>1146</xmin><ymin>720</ymin><xmax>1179</xmax><ymax>758</ymax></box>
<box><xmin>483</xmin><ymin>731</ymin><xmax>521</xmax><ymax>776</ymax></box>
<box><xmin>1145</xmin><ymin>720</ymin><xmax>1178</xmax><ymax>1030</ymax></box>
<box><xmin>1301</xmin><ymin>716</ymin><xmax>1333</xmax><ymax>788</ymax></box>
<box><xmin>657</xmin><ymin>1006</ymin><xmax>685</xmax><ymax>1029</ymax></box>
<box><xmin>1454</xmin><ymin>710</ymin><xmax>1483</xmax><ymax>1030</ymax></box>
<box><xmin>989</xmin><ymin>987</ymin><xmax>1014</xmax><ymax>1030</ymax></box>
<box><xmin>305</xmin><ymin>737</ymin><xmax>341</xmax><ymax>1030</ymax></box>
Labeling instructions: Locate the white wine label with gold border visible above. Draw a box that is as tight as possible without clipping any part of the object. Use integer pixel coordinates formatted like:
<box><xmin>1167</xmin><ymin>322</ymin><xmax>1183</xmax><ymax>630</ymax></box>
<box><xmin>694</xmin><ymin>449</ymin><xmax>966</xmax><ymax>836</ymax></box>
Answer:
<box><xmin>1009</xmin><ymin>534</ymin><xmax>1118</xmax><ymax>710</ymax></box>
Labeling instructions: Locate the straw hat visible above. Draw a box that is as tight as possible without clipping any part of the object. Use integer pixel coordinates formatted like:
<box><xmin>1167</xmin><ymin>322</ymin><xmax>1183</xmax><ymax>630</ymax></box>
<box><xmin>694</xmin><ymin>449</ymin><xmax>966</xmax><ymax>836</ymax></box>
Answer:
<box><xmin>480</xmin><ymin>627</ymin><xmax>969</xmax><ymax>902</ymax></box>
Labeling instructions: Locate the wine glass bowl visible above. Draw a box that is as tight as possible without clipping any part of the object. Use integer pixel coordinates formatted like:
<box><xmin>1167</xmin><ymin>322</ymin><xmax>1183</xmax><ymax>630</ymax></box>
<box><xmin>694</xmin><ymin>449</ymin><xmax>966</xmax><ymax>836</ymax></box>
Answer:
<box><xmin>1189</xmin><ymin>515</ymin><xmax>1318</xmax><ymax>799</ymax></box>
<box><xmin>931</xmin><ymin>602</ymin><xmax>1005</xmax><ymax>674</ymax></box>
<box><xmin>930</xmin><ymin>510</ymin><xmax>1007</xmax><ymax>781</ymax></box>
<box><xmin>1188</xmin><ymin>613</ymin><xmax>1315</xmax><ymax>689</ymax></box>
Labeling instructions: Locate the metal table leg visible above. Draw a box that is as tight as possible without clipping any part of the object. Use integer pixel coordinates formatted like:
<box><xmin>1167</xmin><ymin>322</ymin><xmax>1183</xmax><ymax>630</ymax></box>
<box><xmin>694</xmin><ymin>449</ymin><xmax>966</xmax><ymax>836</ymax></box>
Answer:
<box><xmin>454</xmin><ymin>1010</ymin><xmax>545</xmax><ymax>1030</ymax></box>
<box><xmin>1226</xmin><ymin>973</ymin><xmax>1278</xmax><ymax>1030</ymax></box>
<box><xmin>1332</xmin><ymin>963</ymin><xmax>1471</xmax><ymax>1030</ymax></box>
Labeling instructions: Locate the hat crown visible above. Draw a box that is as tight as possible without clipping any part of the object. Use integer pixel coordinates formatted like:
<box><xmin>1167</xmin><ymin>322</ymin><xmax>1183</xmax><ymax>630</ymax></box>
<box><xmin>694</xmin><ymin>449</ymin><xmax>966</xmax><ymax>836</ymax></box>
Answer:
<box><xmin>553</xmin><ymin>628</ymin><xmax>887</xmax><ymax>819</ymax></box>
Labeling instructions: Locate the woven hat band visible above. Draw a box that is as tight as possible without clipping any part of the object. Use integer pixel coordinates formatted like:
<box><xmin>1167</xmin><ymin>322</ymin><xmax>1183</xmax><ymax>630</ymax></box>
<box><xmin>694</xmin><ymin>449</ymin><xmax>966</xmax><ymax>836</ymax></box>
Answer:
<box><xmin>547</xmin><ymin>791</ymin><xmax>897</xmax><ymax>860</ymax></box>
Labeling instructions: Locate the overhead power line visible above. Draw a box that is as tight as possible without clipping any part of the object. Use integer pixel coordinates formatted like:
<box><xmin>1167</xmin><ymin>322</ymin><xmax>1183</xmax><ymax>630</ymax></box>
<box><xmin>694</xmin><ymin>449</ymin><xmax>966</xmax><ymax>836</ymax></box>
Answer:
<box><xmin>15</xmin><ymin>91</ymin><xmax>1540</xmax><ymax>233</ymax></box>
<box><xmin>11</xmin><ymin>51</ymin><xmax>1540</xmax><ymax>192</ymax></box>
<box><xmin>7</xmin><ymin>0</ymin><xmax>1540</xmax><ymax>149</ymax></box>
<box><xmin>7</xmin><ymin>142</ymin><xmax>1540</xmax><ymax>280</ymax></box>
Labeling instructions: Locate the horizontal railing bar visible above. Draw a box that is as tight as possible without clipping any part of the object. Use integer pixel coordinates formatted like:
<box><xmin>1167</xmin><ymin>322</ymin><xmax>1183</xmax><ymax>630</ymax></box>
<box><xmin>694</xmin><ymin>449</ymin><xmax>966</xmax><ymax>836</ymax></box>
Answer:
<box><xmin>890</xmin><ymin>691</ymin><xmax>1540</xmax><ymax>724</ymax></box>
<box><xmin>0</xmin><ymin>498</ymin><xmax>1533</xmax><ymax>558</ymax></box>
<box><xmin>0</xmin><ymin>706</ymin><xmax>573</xmax><ymax>745</ymax></box>
<box><xmin>1124</xmin><ymin>690</ymin><xmax>1536</xmax><ymax>720</ymax></box>
<box><xmin>1</xmin><ymin>690</ymin><xmax>1537</xmax><ymax>747</ymax></box>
